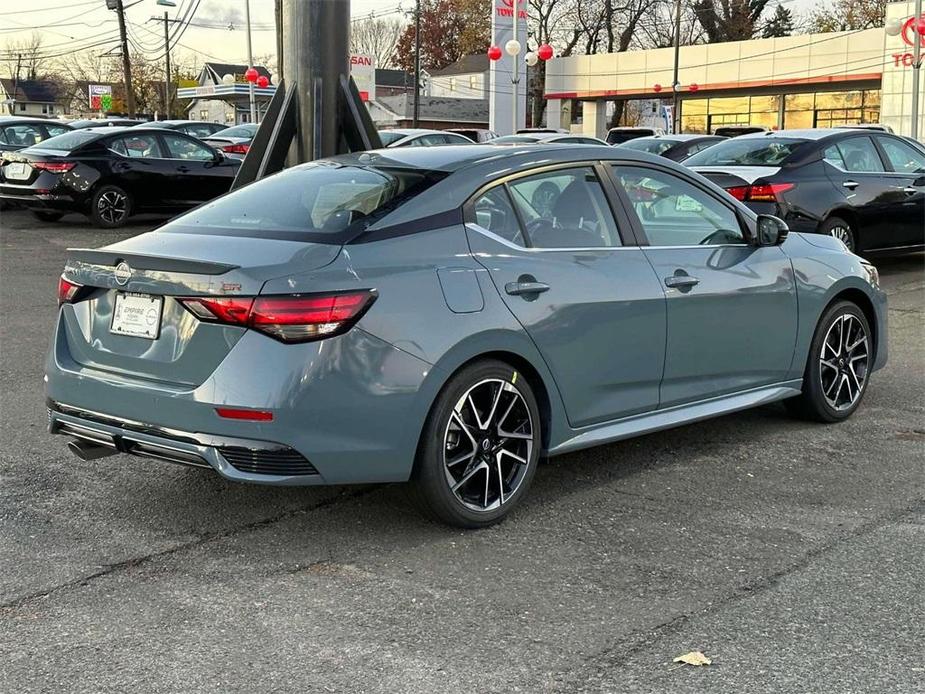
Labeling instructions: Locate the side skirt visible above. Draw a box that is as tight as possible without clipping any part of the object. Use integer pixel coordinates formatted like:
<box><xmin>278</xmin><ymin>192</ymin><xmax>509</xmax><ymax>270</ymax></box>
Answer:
<box><xmin>549</xmin><ymin>380</ymin><xmax>803</xmax><ymax>457</ymax></box>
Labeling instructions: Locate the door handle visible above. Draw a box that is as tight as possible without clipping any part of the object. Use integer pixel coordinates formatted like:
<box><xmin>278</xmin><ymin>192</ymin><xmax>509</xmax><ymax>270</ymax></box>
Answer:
<box><xmin>664</xmin><ymin>275</ymin><xmax>700</xmax><ymax>289</ymax></box>
<box><xmin>177</xmin><ymin>165</ymin><xmax>190</xmax><ymax>173</ymax></box>
<box><xmin>505</xmin><ymin>280</ymin><xmax>550</xmax><ymax>296</ymax></box>
<box><xmin>842</xmin><ymin>180</ymin><xmax>859</xmax><ymax>190</ymax></box>
<box><xmin>903</xmin><ymin>187</ymin><xmax>918</xmax><ymax>195</ymax></box>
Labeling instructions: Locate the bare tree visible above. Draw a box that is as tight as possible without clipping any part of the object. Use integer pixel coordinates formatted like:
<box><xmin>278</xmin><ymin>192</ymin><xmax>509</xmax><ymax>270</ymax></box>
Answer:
<box><xmin>2</xmin><ymin>33</ymin><xmax>49</xmax><ymax>81</ymax></box>
<box><xmin>350</xmin><ymin>16</ymin><xmax>406</xmax><ymax>69</ymax></box>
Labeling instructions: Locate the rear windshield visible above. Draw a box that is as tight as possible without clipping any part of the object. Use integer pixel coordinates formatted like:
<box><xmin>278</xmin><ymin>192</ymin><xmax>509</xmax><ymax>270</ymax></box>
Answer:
<box><xmin>163</xmin><ymin>162</ymin><xmax>444</xmax><ymax>242</ymax></box>
<box><xmin>606</xmin><ymin>130</ymin><xmax>653</xmax><ymax>144</ymax></box>
<box><xmin>684</xmin><ymin>137</ymin><xmax>806</xmax><ymax>166</ymax></box>
<box><xmin>378</xmin><ymin>131</ymin><xmax>405</xmax><ymax>146</ymax></box>
<box><xmin>619</xmin><ymin>138</ymin><xmax>678</xmax><ymax>155</ymax></box>
<box><xmin>212</xmin><ymin>124</ymin><xmax>257</xmax><ymax>138</ymax></box>
<box><xmin>23</xmin><ymin>130</ymin><xmax>99</xmax><ymax>153</ymax></box>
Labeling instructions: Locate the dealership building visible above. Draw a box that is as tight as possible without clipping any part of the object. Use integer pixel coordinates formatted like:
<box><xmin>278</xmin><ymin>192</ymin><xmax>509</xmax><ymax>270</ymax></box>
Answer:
<box><xmin>544</xmin><ymin>0</ymin><xmax>924</xmax><ymax>138</ymax></box>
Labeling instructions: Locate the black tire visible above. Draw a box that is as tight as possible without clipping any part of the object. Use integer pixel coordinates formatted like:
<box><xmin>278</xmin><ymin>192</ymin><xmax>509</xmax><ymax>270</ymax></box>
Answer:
<box><xmin>411</xmin><ymin>359</ymin><xmax>542</xmax><ymax>528</ymax></box>
<box><xmin>819</xmin><ymin>216</ymin><xmax>857</xmax><ymax>253</ymax></box>
<box><xmin>32</xmin><ymin>210</ymin><xmax>64</xmax><ymax>223</ymax></box>
<box><xmin>785</xmin><ymin>300</ymin><xmax>872</xmax><ymax>423</ymax></box>
<box><xmin>89</xmin><ymin>184</ymin><xmax>132</xmax><ymax>228</ymax></box>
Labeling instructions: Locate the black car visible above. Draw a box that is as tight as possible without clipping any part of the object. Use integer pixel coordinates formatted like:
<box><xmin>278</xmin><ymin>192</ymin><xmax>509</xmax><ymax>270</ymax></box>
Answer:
<box><xmin>0</xmin><ymin>116</ymin><xmax>73</xmax><ymax>153</ymax></box>
<box><xmin>68</xmin><ymin>118</ymin><xmax>147</xmax><ymax>129</ymax></box>
<box><xmin>605</xmin><ymin>127</ymin><xmax>665</xmax><ymax>145</ymax></box>
<box><xmin>685</xmin><ymin>129</ymin><xmax>925</xmax><ymax>254</ymax></box>
<box><xmin>134</xmin><ymin>119</ymin><xmax>227</xmax><ymax>139</ymax></box>
<box><xmin>712</xmin><ymin>126</ymin><xmax>768</xmax><ymax>138</ymax></box>
<box><xmin>617</xmin><ymin>134</ymin><xmax>726</xmax><ymax>162</ymax></box>
<box><xmin>0</xmin><ymin>127</ymin><xmax>240</xmax><ymax>227</ymax></box>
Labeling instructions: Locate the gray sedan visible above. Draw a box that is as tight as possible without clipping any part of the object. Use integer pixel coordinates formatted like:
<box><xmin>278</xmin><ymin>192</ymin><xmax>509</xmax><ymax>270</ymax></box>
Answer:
<box><xmin>46</xmin><ymin>144</ymin><xmax>886</xmax><ymax>527</ymax></box>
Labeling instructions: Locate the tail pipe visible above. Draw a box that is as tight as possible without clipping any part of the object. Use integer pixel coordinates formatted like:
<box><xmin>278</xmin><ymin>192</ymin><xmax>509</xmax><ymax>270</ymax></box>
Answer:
<box><xmin>67</xmin><ymin>439</ymin><xmax>117</xmax><ymax>461</ymax></box>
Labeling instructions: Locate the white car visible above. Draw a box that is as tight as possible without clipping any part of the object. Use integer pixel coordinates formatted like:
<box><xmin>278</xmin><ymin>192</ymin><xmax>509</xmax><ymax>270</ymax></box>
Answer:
<box><xmin>377</xmin><ymin>128</ymin><xmax>474</xmax><ymax>147</ymax></box>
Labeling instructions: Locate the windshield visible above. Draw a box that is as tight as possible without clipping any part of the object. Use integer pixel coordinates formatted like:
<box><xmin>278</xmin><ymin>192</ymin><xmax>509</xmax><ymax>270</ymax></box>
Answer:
<box><xmin>684</xmin><ymin>137</ymin><xmax>806</xmax><ymax>166</ymax></box>
<box><xmin>377</xmin><ymin>131</ymin><xmax>406</xmax><ymax>146</ymax></box>
<box><xmin>619</xmin><ymin>138</ymin><xmax>679</xmax><ymax>155</ymax></box>
<box><xmin>23</xmin><ymin>130</ymin><xmax>99</xmax><ymax>152</ymax></box>
<box><xmin>161</xmin><ymin>162</ymin><xmax>445</xmax><ymax>242</ymax></box>
<box><xmin>606</xmin><ymin>130</ymin><xmax>652</xmax><ymax>145</ymax></box>
<box><xmin>212</xmin><ymin>124</ymin><xmax>257</xmax><ymax>138</ymax></box>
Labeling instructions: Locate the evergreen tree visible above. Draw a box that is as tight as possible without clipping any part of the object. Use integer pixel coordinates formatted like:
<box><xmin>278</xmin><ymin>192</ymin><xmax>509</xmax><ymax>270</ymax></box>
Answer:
<box><xmin>762</xmin><ymin>4</ymin><xmax>794</xmax><ymax>38</ymax></box>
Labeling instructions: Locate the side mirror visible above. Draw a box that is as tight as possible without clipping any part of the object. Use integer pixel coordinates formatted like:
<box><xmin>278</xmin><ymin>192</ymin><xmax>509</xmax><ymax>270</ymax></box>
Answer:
<box><xmin>212</xmin><ymin>149</ymin><xmax>224</xmax><ymax>163</ymax></box>
<box><xmin>755</xmin><ymin>214</ymin><xmax>789</xmax><ymax>246</ymax></box>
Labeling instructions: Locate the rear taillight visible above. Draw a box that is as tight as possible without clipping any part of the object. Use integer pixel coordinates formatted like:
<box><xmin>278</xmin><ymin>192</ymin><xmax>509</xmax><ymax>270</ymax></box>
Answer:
<box><xmin>221</xmin><ymin>143</ymin><xmax>250</xmax><ymax>154</ymax></box>
<box><xmin>33</xmin><ymin>162</ymin><xmax>76</xmax><ymax>174</ymax></box>
<box><xmin>57</xmin><ymin>275</ymin><xmax>84</xmax><ymax>305</ymax></box>
<box><xmin>177</xmin><ymin>291</ymin><xmax>376</xmax><ymax>343</ymax></box>
<box><xmin>725</xmin><ymin>183</ymin><xmax>794</xmax><ymax>203</ymax></box>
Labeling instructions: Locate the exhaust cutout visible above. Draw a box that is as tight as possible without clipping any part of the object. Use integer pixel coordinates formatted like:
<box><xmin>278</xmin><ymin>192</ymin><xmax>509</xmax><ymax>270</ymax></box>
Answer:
<box><xmin>67</xmin><ymin>440</ymin><xmax>117</xmax><ymax>461</ymax></box>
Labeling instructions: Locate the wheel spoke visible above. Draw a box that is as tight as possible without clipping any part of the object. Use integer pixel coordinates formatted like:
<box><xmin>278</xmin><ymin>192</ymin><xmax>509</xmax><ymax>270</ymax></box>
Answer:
<box><xmin>452</xmin><ymin>461</ymin><xmax>487</xmax><ymax>493</ymax></box>
<box><xmin>446</xmin><ymin>450</ymin><xmax>475</xmax><ymax>468</ymax></box>
<box><xmin>498</xmin><ymin>448</ymin><xmax>527</xmax><ymax>466</ymax></box>
<box><xmin>496</xmin><ymin>457</ymin><xmax>507</xmax><ymax>505</ymax></box>
<box><xmin>450</xmin><ymin>411</ymin><xmax>477</xmax><ymax>448</ymax></box>
<box><xmin>820</xmin><ymin>358</ymin><xmax>838</xmax><ymax>371</ymax></box>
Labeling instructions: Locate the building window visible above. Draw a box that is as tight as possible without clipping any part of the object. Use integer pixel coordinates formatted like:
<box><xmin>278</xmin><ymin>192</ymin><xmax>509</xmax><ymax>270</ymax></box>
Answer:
<box><xmin>449</xmin><ymin>77</ymin><xmax>456</xmax><ymax>92</ymax></box>
<box><xmin>469</xmin><ymin>75</ymin><xmax>477</xmax><ymax>90</ymax></box>
<box><xmin>784</xmin><ymin>90</ymin><xmax>880</xmax><ymax>129</ymax></box>
<box><xmin>41</xmin><ymin>104</ymin><xmax>48</xmax><ymax>114</ymax></box>
<box><xmin>199</xmin><ymin>109</ymin><xmax>208</xmax><ymax>120</ymax></box>
<box><xmin>18</xmin><ymin>103</ymin><xmax>25</xmax><ymax>111</ymax></box>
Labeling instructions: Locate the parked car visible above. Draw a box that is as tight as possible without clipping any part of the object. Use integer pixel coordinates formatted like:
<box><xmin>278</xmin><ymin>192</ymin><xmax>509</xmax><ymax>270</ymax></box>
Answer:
<box><xmin>135</xmin><ymin>119</ymin><xmax>227</xmax><ymax>139</ymax></box>
<box><xmin>377</xmin><ymin>128</ymin><xmax>474</xmax><ymax>147</ymax></box>
<box><xmin>834</xmin><ymin>124</ymin><xmax>895</xmax><ymax>134</ymax></box>
<box><xmin>68</xmin><ymin>118</ymin><xmax>147</xmax><ymax>129</ymax></box>
<box><xmin>712</xmin><ymin>125</ymin><xmax>768</xmax><ymax>138</ymax></box>
<box><xmin>0</xmin><ymin>116</ymin><xmax>72</xmax><ymax>153</ymax></box>
<box><xmin>447</xmin><ymin>128</ymin><xmax>499</xmax><ymax>143</ymax></box>
<box><xmin>605</xmin><ymin>126</ymin><xmax>665</xmax><ymax>145</ymax></box>
<box><xmin>203</xmin><ymin>123</ymin><xmax>258</xmax><ymax>157</ymax></box>
<box><xmin>493</xmin><ymin>133</ymin><xmax>609</xmax><ymax>146</ymax></box>
<box><xmin>516</xmin><ymin>128</ymin><xmax>568</xmax><ymax>134</ymax></box>
<box><xmin>616</xmin><ymin>134</ymin><xmax>726</xmax><ymax>161</ymax></box>
<box><xmin>684</xmin><ymin>128</ymin><xmax>925</xmax><ymax>254</ymax></box>
<box><xmin>46</xmin><ymin>143</ymin><xmax>886</xmax><ymax>528</ymax></box>
<box><xmin>0</xmin><ymin>127</ymin><xmax>240</xmax><ymax>227</ymax></box>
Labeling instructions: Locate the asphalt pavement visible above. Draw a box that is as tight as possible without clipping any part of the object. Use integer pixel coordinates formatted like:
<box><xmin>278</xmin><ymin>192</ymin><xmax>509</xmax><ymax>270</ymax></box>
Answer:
<box><xmin>1</xmin><ymin>209</ymin><xmax>922</xmax><ymax>693</ymax></box>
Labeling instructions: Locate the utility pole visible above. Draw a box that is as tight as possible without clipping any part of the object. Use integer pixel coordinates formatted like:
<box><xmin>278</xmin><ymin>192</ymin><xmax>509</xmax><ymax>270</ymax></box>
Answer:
<box><xmin>245</xmin><ymin>0</ymin><xmax>256</xmax><ymax>123</ymax></box>
<box><xmin>912</xmin><ymin>0</ymin><xmax>922</xmax><ymax>140</ymax></box>
<box><xmin>671</xmin><ymin>0</ymin><xmax>681</xmax><ymax>134</ymax></box>
<box><xmin>113</xmin><ymin>0</ymin><xmax>136</xmax><ymax>117</ymax></box>
<box><xmin>163</xmin><ymin>11</ymin><xmax>171</xmax><ymax>118</ymax></box>
<box><xmin>511</xmin><ymin>0</ymin><xmax>519</xmax><ymax>134</ymax></box>
<box><xmin>412</xmin><ymin>0</ymin><xmax>421</xmax><ymax>127</ymax></box>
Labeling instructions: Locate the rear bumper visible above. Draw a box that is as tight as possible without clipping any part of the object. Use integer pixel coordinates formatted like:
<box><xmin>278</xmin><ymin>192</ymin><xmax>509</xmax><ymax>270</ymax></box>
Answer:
<box><xmin>0</xmin><ymin>184</ymin><xmax>76</xmax><ymax>210</ymax></box>
<box><xmin>48</xmin><ymin>401</ymin><xmax>323</xmax><ymax>484</ymax></box>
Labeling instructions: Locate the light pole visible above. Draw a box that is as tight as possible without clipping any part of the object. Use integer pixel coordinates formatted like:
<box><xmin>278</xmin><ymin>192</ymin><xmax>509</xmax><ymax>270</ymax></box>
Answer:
<box><xmin>886</xmin><ymin>3</ymin><xmax>924</xmax><ymax>140</ymax></box>
<box><xmin>155</xmin><ymin>0</ymin><xmax>177</xmax><ymax>119</ymax></box>
<box><xmin>671</xmin><ymin>0</ymin><xmax>682</xmax><ymax>134</ymax></box>
<box><xmin>245</xmin><ymin>0</ymin><xmax>257</xmax><ymax>124</ymax></box>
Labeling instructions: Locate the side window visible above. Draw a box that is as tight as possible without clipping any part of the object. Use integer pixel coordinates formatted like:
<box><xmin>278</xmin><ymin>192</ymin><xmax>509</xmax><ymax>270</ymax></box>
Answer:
<box><xmin>823</xmin><ymin>145</ymin><xmax>846</xmax><ymax>170</ymax></box>
<box><xmin>469</xmin><ymin>185</ymin><xmax>526</xmax><ymax>247</ymax></box>
<box><xmin>419</xmin><ymin>134</ymin><xmax>447</xmax><ymax>146</ymax></box>
<box><xmin>836</xmin><ymin>137</ymin><xmax>885</xmax><ymax>173</ymax></box>
<box><xmin>507</xmin><ymin>167</ymin><xmax>622</xmax><ymax>248</ymax></box>
<box><xmin>162</xmin><ymin>133</ymin><xmax>214</xmax><ymax>161</ymax></box>
<box><xmin>878</xmin><ymin>137</ymin><xmax>925</xmax><ymax>174</ymax></box>
<box><xmin>615</xmin><ymin>165</ymin><xmax>745</xmax><ymax>246</ymax></box>
<box><xmin>108</xmin><ymin>134</ymin><xmax>162</xmax><ymax>158</ymax></box>
<box><xmin>184</xmin><ymin>124</ymin><xmax>217</xmax><ymax>139</ymax></box>
<box><xmin>3</xmin><ymin>124</ymin><xmax>43</xmax><ymax>147</ymax></box>
<box><xmin>45</xmin><ymin>124</ymin><xmax>70</xmax><ymax>138</ymax></box>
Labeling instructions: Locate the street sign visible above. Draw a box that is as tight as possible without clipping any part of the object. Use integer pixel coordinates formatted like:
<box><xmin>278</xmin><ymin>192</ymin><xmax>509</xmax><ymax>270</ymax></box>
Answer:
<box><xmin>89</xmin><ymin>84</ymin><xmax>113</xmax><ymax>111</ymax></box>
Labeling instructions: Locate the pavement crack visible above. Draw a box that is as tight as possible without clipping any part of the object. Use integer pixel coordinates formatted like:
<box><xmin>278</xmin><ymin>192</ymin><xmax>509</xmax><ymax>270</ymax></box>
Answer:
<box><xmin>0</xmin><ymin>487</ymin><xmax>376</xmax><ymax>612</ymax></box>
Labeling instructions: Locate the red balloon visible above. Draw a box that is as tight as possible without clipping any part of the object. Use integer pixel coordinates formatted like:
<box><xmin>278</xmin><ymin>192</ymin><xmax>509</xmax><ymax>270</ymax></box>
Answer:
<box><xmin>487</xmin><ymin>45</ymin><xmax>502</xmax><ymax>61</ymax></box>
<box><xmin>244</xmin><ymin>67</ymin><xmax>258</xmax><ymax>83</ymax></box>
<box><xmin>537</xmin><ymin>44</ymin><xmax>554</xmax><ymax>61</ymax></box>
<box><xmin>256</xmin><ymin>75</ymin><xmax>269</xmax><ymax>88</ymax></box>
<box><xmin>689</xmin><ymin>83</ymin><xmax>699</xmax><ymax>92</ymax></box>
<box><xmin>653</xmin><ymin>83</ymin><xmax>663</xmax><ymax>93</ymax></box>
<box><xmin>917</xmin><ymin>16</ymin><xmax>925</xmax><ymax>36</ymax></box>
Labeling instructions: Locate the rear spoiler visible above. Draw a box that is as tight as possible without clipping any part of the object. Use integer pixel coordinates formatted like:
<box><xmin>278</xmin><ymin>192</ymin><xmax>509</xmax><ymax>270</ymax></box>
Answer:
<box><xmin>66</xmin><ymin>248</ymin><xmax>239</xmax><ymax>276</ymax></box>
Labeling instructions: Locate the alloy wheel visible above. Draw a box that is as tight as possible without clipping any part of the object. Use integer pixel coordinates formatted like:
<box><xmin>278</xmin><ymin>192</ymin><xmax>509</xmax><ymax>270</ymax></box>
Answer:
<box><xmin>98</xmin><ymin>191</ymin><xmax>127</xmax><ymax>224</ymax></box>
<box><xmin>819</xmin><ymin>314</ymin><xmax>869</xmax><ymax>411</ymax></box>
<box><xmin>443</xmin><ymin>378</ymin><xmax>534</xmax><ymax>512</ymax></box>
<box><xmin>828</xmin><ymin>224</ymin><xmax>854</xmax><ymax>252</ymax></box>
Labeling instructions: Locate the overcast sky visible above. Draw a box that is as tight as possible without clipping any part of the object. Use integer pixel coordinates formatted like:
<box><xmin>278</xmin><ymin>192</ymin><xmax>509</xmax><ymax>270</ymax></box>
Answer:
<box><xmin>3</xmin><ymin>0</ymin><xmax>817</xmax><ymax>69</ymax></box>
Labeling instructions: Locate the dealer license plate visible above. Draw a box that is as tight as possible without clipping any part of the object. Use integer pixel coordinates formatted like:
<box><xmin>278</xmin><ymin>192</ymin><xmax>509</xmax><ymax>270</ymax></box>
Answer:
<box><xmin>5</xmin><ymin>162</ymin><xmax>29</xmax><ymax>180</ymax></box>
<box><xmin>110</xmin><ymin>292</ymin><xmax>163</xmax><ymax>340</ymax></box>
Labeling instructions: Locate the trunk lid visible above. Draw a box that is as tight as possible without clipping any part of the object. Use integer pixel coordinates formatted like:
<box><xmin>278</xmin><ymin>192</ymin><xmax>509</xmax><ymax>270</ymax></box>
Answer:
<box><xmin>692</xmin><ymin>165</ymin><xmax>782</xmax><ymax>187</ymax></box>
<box><xmin>60</xmin><ymin>230</ymin><xmax>342</xmax><ymax>386</ymax></box>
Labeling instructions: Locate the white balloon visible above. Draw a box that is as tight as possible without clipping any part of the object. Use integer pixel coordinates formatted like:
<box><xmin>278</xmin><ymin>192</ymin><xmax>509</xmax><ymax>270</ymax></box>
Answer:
<box><xmin>524</xmin><ymin>52</ymin><xmax>538</xmax><ymax>66</ymax></box>
<box><xmin>505</xmin><ymin>39</ymin><xmax>522</xmax><ymax>56</ymax></box>
<box><xmin>885</xmin><ymin>17</ymin><xmax>903</xmax><ymax>37</ymax></box>
<box><xmin>221</xmin><ymin>73</ymin><xmax>235</xmax><ymax>85</ymax></box>
<box><xmin>271</xmin><ymin>73</ymin><xmax>280</xmax><ymax>85</ymax></box>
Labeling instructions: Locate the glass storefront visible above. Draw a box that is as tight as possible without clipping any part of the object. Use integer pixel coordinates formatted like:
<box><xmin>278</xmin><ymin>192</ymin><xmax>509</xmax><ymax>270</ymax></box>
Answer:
<box><xmin>679</xmin><ymin>90</ymin><xmax>881</xmax><ymax>133</ymax></box>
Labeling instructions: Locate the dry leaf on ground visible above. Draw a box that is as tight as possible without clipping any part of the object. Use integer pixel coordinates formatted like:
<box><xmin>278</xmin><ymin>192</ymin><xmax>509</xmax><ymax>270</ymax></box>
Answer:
<box><xmin>673</xmin><ymin>651</ymin><xmax>712</xmax><ymax>667</ymax></box>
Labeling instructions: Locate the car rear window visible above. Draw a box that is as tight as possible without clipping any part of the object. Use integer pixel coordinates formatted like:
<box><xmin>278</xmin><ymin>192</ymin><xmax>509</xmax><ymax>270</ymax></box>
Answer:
<box><xmin>22</xmin><ymin>130</ymin><xmax>100</xmax><ymax>153</ymax></box>
<box><xmin>163</xmin><ymin>162</ymin><xmax>445</xmax><ymax>242</ymax></box>
<box><xmin>684</xmin><ymin>137</ymin><xmax>806</xmax><ymax>166</ymax></box>
<box><xmin>377</xmin><ymin>131</ymin><xmax>405</xmax><ymax>146</ymax></box>
<box><xmin>212</xmin><ymin>124</ymin><xmax>257</xmax><ymax>138</ymax></box>
<box><xmin>606</xmin><ymin>130</ymin><xmax>654</xmax><ymax>145</ymax></box>
<box><xmin>619</xmin><ymin>138</ymin><xmax>679</xmax><ymax>155</ymax></box>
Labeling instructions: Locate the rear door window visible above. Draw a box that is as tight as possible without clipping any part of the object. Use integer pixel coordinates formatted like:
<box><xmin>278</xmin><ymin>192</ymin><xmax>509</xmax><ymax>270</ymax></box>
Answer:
<box><xmin>507</xmin><ymin>167</ymin><xmax>623</xmax><ymax>248</ymax></box>
<box><xmin>108</xmin><ymin>134</ymin><xmax>163</xmax><ymax>158</ymax></box>
<box><xmin>162</xmin><ymin>133</ymin><xmax>214</xmax><ymax>160</ymax></box>
<box><xmin>834</xmin><ymin>137</ymin><xmax>885</xmax><ymax>173</ymax></box>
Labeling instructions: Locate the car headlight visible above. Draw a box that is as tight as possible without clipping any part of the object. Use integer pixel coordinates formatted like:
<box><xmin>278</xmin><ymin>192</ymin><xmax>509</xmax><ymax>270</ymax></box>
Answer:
<box><xmin>861</xmin><ymin>262</ymin><xmax>879</xmax><ymax>289</ymax></box>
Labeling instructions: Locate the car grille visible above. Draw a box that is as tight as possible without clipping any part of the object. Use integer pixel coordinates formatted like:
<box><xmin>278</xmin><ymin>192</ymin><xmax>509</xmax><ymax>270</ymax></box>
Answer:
<box><xmin>219</xmin><ymin>447</ymin><xmax>319</xmax><ymax>476</ymax></box>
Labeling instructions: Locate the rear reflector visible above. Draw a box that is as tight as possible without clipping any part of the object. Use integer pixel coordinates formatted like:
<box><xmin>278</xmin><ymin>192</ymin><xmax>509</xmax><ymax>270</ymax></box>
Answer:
<box><xmin>177</xmin><ymin>290</ymin><xmax>376</xmax><ymax>344</ymax></box>
<box><xmin>33</xmin><ymin>161</ymin><xmax>76</xmax><ymax>174</ymax></box>
<box><xmin>215</xmin><ymin>407</ymin><xmax>273</xmax><ymax>421</ymax></box>
<box><xmin>57</xmin><ymin>275</ymin><xmax>84</xmax><ymax>305</ymax></box>
<box><xmin>725</xmin><ymin>182</ymin><xmax>794</xmax><ymax>203</ymax></box>
<box><xmin>221</xmin><ymin>143</ymin><xmax>250</xmax><ymax>154</ymax></box>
